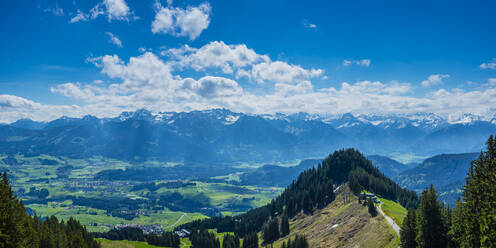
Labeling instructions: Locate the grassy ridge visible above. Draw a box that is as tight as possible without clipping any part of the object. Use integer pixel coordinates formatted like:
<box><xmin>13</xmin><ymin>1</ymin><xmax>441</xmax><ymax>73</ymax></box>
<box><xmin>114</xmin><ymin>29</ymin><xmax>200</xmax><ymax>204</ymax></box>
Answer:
<box><xmin>378</xmin><ymin>197</ymin><xmax>407</xmax><ymax>226</ymax></box>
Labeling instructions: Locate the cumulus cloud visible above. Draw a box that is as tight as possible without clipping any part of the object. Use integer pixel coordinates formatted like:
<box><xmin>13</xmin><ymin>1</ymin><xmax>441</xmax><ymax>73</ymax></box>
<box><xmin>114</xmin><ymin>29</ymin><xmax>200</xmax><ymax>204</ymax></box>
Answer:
<box><xmin>152</xmin><ymin>2</ymin><xmax>211</xmax><ymax>40</ymax></box>
<box><xmin>182</xmin><ymin>76</ymin><xmax>243</xmax><ymax>98</ymax></box>
<box><xmin>167</xmin><ymin>41</ymin><xmax>269</xmax><ymax>73</ymax></box>
<box><xmin>343</xmin><ymin>59</ymin><xmax>371</xmax><ymax>67</ymax></box>
<box><xmin>0</xmin><ymin>95</ymin><xmax>81</xmax><ymax>123</ymax></box>
<box><xmin>480</xmin><ymin>58</ymin><xmax>496</xmax><ymax>70</ymax></box>
<box><xmin>248</xmin><ymin>61</ymin><xmax>324</xmax><ymax>84</ymax></box>
<box><xmin>421</xmin><ymin>74</ymin><xmax>450</xmax><ymax>87</ymax></box>
<box><xmin>4</xmin><ymin>42</ymin><xmax>496</xmax><ymax>122</ymax></box>
<box><xmin>70</xmin><ymin>0</ymin><xmax>132</xmax><ymax>23</ymax></box>
<box><xmin>166</xmin><ymin>41</ymin><xmax>325</xmax><ymax>84</ymax></box>
<box><xmin>106</xmin><ymin>32</ymin><xmax>122</xmax><ymax>47</ymax></box>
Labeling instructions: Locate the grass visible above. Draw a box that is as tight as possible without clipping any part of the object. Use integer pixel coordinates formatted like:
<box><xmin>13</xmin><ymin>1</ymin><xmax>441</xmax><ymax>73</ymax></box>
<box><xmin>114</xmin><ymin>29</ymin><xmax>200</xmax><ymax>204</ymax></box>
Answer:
<box><xmin>378</xmin><ymin>197</ymin><xmax>407</xmax><ymax>226</ymax></box>
<box><xmin>97</xmin><ymin>239</ymin><xmax>165</xmax><ymax>248</ymax></box>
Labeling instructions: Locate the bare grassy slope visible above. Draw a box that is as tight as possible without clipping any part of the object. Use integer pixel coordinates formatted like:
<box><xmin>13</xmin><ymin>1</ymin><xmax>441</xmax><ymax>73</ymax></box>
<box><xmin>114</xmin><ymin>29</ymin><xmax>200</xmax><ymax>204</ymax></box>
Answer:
<box><xmin>269</xmin><ymin>185</ymin><xmax>398</xmax><ymax>248</ymax></box>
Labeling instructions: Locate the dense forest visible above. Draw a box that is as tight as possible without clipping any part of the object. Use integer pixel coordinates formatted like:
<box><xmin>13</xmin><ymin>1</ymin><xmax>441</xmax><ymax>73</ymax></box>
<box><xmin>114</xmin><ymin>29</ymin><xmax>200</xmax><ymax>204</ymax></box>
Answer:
<box><xmin>400</xmin><ymin>135</ymin><xmax>496</xmax><ymax>248</ymax></box>
<box><xmin>0</xmin><ymin>172</ymin><xmax>100</xmax><ymax>248</ymax></box>
<box><xmin>177</xmin><ymin>149</ymin><xmax>418</xmax><ymax>240</ymax></box>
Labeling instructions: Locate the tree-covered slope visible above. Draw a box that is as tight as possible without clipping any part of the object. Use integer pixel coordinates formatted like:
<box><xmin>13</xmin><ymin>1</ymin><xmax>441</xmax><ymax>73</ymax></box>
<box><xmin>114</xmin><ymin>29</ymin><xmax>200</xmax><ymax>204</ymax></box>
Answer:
<box><xmin>394</xmin><ymin>152</ymin><xmax>478</xmax><ymax>205</ymax></box>
<box><xmin>177</xmin><ymin>149</ymin><xmax>418</xmax><ymax>237</ymax></box>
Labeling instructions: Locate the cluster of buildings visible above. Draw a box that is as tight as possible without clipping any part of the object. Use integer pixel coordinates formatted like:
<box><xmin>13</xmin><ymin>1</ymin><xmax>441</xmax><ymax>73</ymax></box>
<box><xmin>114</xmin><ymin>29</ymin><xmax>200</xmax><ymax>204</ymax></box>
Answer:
<box><xmin>174</xmin><ymin>229</ymin><xmax>191</xmax><ymax>238</ymax></box>
<box><xmin>360</xmin><ymin>192</ymin><xmax>381</xmax><ymax>203</ymax></box>
<box><xmin>115</xmin><ymin>223</ymin><xmax>164</xmax><ymax>234</ymax></box>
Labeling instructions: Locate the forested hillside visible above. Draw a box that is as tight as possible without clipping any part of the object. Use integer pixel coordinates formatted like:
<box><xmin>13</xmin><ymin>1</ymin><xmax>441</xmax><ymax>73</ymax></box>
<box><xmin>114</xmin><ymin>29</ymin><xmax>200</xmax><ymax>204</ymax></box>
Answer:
<box><xmin>177</xmin><ymin>149</ymin><xmax>418</xmax><ymax>239</ymax></box>
<box><xmin>400</xmin><ymin>135</ymin><xmax>496</xmax><ymax>248</ymax></box>
<box><xmin>0</xmin><ymin>172</ymin><xmax>100</xmax><ymax>248</ymax></box>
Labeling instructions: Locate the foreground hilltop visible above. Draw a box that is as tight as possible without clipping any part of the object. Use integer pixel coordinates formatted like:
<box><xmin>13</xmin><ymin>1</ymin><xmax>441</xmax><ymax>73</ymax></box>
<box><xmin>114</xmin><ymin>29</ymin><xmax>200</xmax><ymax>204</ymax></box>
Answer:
<box><xmin>269</xmin><ymin>184</ymin><xmax>398</xmax><ymax>248</ymax></box>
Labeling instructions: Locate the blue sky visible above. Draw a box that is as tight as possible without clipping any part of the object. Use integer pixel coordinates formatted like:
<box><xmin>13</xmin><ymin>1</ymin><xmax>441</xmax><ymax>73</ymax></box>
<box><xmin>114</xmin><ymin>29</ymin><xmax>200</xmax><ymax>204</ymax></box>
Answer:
<box><xmin>1</xmin><ymin>0</ymin><xmax>496</xmax><ymax>122</ymax></box>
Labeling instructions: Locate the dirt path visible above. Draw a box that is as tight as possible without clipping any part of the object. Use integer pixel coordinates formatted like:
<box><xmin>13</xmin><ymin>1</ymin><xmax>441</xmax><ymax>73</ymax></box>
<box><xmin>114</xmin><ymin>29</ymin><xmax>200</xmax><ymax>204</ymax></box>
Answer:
<box><xmin>376</xmin><ymin>203</ymin><xmax>400</xmax><ymax>237</ymax></box>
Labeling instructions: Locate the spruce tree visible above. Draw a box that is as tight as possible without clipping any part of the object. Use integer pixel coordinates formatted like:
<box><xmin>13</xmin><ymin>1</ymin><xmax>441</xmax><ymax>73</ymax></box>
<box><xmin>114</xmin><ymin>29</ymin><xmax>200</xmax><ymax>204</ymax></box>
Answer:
<box><xmin>449</xmin><ymin>198</ymin><xmax>464</xmax><ymax>248</ymax></box>
<box><xmin>400</xmin><ymin>208</ymin><xmax>417</xmax><ymax>248</ymax></box>
<box><xmin>416</xmin><ymin>185</ymin><xmax>446</xmax><ymax>248</ymax></box>
<box><xmin>461</xmin><ymin>135</ymin><xmax>496</xmax><ymax>247</ymax></box>
<box><xmin>280</xmin><ymin>215</ymin><xmax>290</xmax><ymax>237</ymax></box>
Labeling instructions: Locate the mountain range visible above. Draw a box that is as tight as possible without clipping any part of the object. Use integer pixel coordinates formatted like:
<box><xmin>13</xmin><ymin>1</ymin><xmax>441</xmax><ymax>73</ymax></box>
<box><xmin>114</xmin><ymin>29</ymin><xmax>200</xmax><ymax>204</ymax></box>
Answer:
<box><xmin>1</xmin><ymin>109</ymin><xmax>495</xmax><ymax>163</ymax></box>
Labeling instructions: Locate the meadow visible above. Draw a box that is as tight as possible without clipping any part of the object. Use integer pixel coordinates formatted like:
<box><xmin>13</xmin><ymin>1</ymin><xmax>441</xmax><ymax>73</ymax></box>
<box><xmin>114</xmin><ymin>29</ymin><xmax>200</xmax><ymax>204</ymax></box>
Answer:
<box><xmin>1</xmin><ymin>154</ymin><xmax>282</xmax><ymax>233</ymax></box>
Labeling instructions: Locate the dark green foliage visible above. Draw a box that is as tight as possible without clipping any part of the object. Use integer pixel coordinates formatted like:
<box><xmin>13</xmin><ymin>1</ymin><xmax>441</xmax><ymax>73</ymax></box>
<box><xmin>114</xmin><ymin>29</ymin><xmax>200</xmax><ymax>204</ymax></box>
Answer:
<box><xmin>190</xmin><ymin>229</ymin><xmax>219</xmax><ymax>248</ymax></box>
<box><xmin>400</xmin><ymin>208</ymin><xmax>417</xmax><ymax>248</ymax></box>
<box><xmin>416</xmin><ymin>185</ymin><xmax>446</xmax><ymax>248</ymax></box>
<box><xmin>94</xmin><ymin>227</ymin><xmax>144</xmax><ymax>241</ymax></box>
<box><xmin>262</xmin><ymin>218</ymin><xmax>280</xmax><ymax>244</ymax></box>
<box><xmin>448</xmin><ymin>198</ymin><xmax>464</xmax><ymax>248</ymax></box>
<box><xmin>461</xmin><ymin>135</ymin><xmax>496</xmax><ymax>247</ymax></box>
<box><xmin>280</xmin><ymin>215</ymin><xmax>290</xmax><ymax>237</ymax></box>
<box><xmin>241</xmin><ymin>233</ymin><xmax>258</xmax><ymax>248</ymax></box>
<box><xmin>146</xmin><ymin>232</ymin><xmax>180</xmax><ymax>247</ymax></box>
<box><xmin>367</xmin><ymin>199</ymin><xmax>377</xmax><ymax>217</ymax></box>
<box><xmin>222</xmin><ymin>233</ymin><xmax>240</xmax><ymax>248</ymax></box>
<box><xmin>280</xmin><ymin>234</ymin><xmax>309</xmax><ymax>248</ymax></box>
<box><xmin>0</xmin><ymin>172</ymin><xmax>100</xmax><ymax>248</ymax></box>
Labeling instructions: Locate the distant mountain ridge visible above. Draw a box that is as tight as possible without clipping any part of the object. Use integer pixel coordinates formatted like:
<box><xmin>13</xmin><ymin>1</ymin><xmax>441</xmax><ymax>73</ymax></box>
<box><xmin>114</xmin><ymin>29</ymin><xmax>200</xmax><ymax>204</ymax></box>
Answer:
<box><xmin>0</xmin><ymin>108</ymin><xmax>494</xmax><ymax>162</ymax></box>
<box><xmin>394</xmin><ymin>152</ymin><xmax>479</xmax><ymax>205</ymax></box>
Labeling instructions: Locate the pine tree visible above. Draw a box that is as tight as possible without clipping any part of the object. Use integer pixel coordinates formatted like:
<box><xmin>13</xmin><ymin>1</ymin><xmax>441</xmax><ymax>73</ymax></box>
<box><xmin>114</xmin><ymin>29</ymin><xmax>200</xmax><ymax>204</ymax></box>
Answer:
<box><xmin>242</xmin><ymin>233</ymin><xmax>258</xmax><ymax>248</ymax></box>
<box><xmin>449</xmin><ymin>198</ymin><xmax>464</xmax><ymax>248</ymax></box>
<box><xmin>461</xmin><ymin>135</ymin><xmax>496</xmax><ymax>247</ymax></box>
<box><xmin>416</xmin><ymin>185</ymin><xmax>446</xmax><ymax>248</ymax></box>
<box><xmin>400</xmin><ymin>208</ymin><xmax>417</xmax><ymax>248</ymax></box>
<box><xmin>280</xmin><ymin>215</ymin><xmax>290</xmax><ymax>237</ymax></box>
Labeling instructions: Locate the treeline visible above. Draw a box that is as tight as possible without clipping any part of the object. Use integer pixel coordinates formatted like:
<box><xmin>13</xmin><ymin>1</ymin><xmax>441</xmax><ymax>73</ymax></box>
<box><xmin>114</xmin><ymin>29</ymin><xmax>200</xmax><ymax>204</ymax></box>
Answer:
<box><xmin>0</xmin><ymin>172</ymin><xmax>100</xmax><ymax>248</ymax></box>
<box><xmin>323</xmin><ymin>149</ymin><xmax>418</xmax><ymax>209</ymax></box>
<box><xmin>178</xmin><ymin>149</ymin><xmax>417</xmax><ymax>238</ymax></box>
<box><xmin>401</xmin><ymin>135</ymin><xmax>496</xmax><ymax>248</ymax></box>
<box><xmin>94</xmin><ymin>227</ymin><xmax>180</xmax><ymax>247</ymax></box>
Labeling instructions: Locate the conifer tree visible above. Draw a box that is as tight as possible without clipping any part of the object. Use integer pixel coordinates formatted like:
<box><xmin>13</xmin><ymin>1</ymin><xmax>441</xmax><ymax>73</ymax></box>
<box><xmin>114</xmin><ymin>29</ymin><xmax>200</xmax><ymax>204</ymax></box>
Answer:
<box><xmin>416</xmin><ymin>185</ymin><xmax>446</xmax><ymax>248</ymax></box>
<box><xmin>461</xmin><ymin>135</ymin><xmax>496</xmax><ymax>247</ymax></box>
<box><xmin>400</xmin><ymin>208</ymin><xmax>417</xmax><ymax>248</ymax></box>
<box><xmin>449</xmin><ymin>198</ymin><xmax>464</xmax><ymax>248</ymax></box>
<box><xmin>280</xmin><ymin>215</ymin><xmax>290</xmax><ymax>237</ymax></box>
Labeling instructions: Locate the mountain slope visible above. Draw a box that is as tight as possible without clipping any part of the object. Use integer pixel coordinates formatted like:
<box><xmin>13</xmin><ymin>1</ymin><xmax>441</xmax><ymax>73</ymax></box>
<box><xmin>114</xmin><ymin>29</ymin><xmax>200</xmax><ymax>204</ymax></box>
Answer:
<box><xmin>394</xmin><ymin>152</ymin><xmax>479</xmax><ymax>205</ymax></box>
<box><xmin>269</xmin><ymin>184</ymin><xmax>398</xmax><ymax>248</ymax></box>
<box><xmin>367</xmin><ymin>155</ymin><xmax>412</xmax><ymax>178</ymax></box>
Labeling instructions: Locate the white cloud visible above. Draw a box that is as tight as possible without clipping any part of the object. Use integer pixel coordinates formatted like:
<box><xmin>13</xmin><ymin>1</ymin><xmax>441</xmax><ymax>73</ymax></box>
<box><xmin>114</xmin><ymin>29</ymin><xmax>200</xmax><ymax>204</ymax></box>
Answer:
<box><xmin>167</xmin><ymin>41</ymin><xmax>324</xmax><ymax>84</ymax></box>
<box><xmin>421</xmin><ymin>74</ymin><xmax>450</xmax><ymax>87</ymax></box>
<box><xmin>248</xmin><ymin>61</ymin><xmax>324</xmax><ymax>84</ymax></box>
<box><xmin>480</xmin><ymin>58</ymin><xmax>496</xmax><ymax>70</ymax></box>
<box><xmin>4</xmin><ymin>42</ymin><xmax>496</xmax><ymax>122</ymax></box>
<box><xmin>182</xmin><ymin>76</ymin><xmax>243</xmax><ymax>98</ymax></box>
<box><xmin>152</xmin><ymin>2</ymin><xmax>211</xmax><ymax>40</ymax></box>
<box><xmin>103</xmin><ymin>0</ymin><xmax>131</xmax><ymax>21</ymax></box>
<box><xmin>168</xmin><ymin>41</ymin><xmax>269</xmax><ymax>73</ymax></box>
<box><xmin>44</xmin><ymin>5</ymin><xmax>64</xmax><ymax>16</ymax></box>
<box><xmin>343</xmin><ymin>59</ymin><xmax>371</xmax><ymax>67</ymax></box>
<box><xmin>106</xmin><ymin>32</ymin><xmax>123</xmax><ymax>47</ymax></box>
<box><xmin>0</xmin><ymin>94</ymin><xmax>81</xmax><ymax>123</ymax></box>
<box><xmin>70</xmin><ymin>0</ymin><xmax>131</xmax><ymax>23</ymax></box>
<box><xmin>302</xmin><ymin>19</ymin><xmax>317</xmax><ymax>30</ymax></box>
<box><xmin>70</xmin><ymin>10</ymin><xmax>88</xmax><ymax>23</ymax></box>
